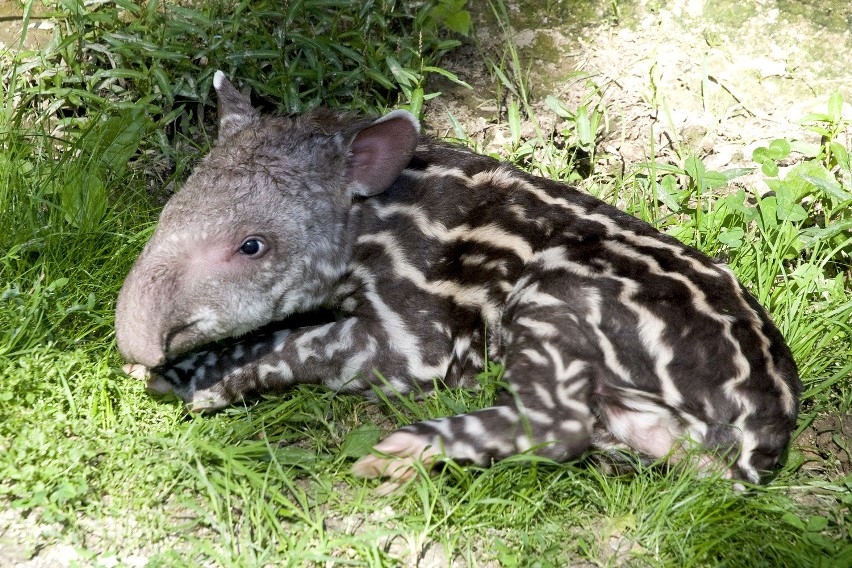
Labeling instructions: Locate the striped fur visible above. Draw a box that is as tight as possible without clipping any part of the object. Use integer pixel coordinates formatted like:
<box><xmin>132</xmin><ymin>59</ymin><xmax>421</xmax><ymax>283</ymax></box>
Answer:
<box><xmin>116</xmin><ymin>74</ymin><xmax>800</xmax><ymax>492</ymax></box>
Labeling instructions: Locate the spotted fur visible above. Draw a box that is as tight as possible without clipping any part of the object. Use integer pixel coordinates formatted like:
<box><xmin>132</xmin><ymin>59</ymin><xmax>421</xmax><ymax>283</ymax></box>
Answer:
<box><xmin>116</xmin><ymin>72</ymin><xmax>800</xmax><ymax>491</ymax></box>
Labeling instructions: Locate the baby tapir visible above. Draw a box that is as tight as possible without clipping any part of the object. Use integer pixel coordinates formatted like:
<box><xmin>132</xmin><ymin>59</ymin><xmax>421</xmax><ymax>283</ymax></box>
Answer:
<box><xmin>116</xmin><ymin>71</ymin><xmax>801</xmax><ymax>493</ymax></box>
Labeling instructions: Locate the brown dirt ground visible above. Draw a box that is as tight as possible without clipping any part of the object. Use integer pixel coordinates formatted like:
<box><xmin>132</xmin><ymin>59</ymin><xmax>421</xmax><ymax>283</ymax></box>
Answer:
<box><xmin>796</xmin><ymin>413</ymin><xmax>852</xmax><ymax>478</ymax></box>
<box><xmin>424</xmin><ymin>0</ymin><xmax>852</xmax><ymax>190</ymax></box>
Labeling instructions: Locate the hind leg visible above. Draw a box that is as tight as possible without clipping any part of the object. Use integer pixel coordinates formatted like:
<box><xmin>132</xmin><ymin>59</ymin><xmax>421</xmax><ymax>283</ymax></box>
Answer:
<box><xmin>353</xmin><ymin>277</ymin><xmax>605</xmax><ymax>491</ymax></box>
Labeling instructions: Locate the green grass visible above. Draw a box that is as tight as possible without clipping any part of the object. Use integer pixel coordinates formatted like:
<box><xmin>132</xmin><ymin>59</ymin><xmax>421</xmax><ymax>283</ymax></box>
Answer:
<box><xmin>2</xmin><ymin>1</ymin><xmax>851</xmax><ymax>566</ymax></box>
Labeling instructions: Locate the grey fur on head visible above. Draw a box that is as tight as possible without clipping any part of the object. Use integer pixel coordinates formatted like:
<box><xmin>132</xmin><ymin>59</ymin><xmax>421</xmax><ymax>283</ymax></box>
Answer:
<box><xmin>116</xmin><ymin>73</ymin><xmax>420</xmax><ymax>368</ymax></box>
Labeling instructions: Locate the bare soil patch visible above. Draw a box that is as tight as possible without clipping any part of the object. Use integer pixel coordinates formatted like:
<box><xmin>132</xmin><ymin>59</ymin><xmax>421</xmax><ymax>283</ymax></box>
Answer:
<box><xmin>425</xmin><ymin>0</ymin><xmax>852</xmax><ymax>187</ymax></box>
<box><xmin>797</xmin><ymin>413</ymin><xmax>852</xmax><ymax>479</ymax></box>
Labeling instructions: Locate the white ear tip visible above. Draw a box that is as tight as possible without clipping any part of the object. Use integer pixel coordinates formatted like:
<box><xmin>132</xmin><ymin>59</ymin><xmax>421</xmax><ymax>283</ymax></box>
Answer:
<box><xmin>213</xmin><ymin>70</ymin><xmax>227</xmax><ymax>90</ymax></box>
<box><xmin>375</xmin><ymin>109</ymin><xmax>420</xmax><ymax>134</ymax></box>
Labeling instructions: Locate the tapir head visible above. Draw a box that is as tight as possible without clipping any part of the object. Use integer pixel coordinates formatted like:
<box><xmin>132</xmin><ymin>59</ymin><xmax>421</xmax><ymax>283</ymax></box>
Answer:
<box><xmin>115</xmin><ymin>72</ymin><xmax>419</xmax><ymax>368</ymax></box>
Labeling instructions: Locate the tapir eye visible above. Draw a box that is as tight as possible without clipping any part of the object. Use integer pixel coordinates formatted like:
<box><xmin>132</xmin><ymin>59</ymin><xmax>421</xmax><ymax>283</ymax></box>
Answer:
<box><xmin>238</xmin><ymin>238</ymin><xmax>265</xmax><ymax>256</ymax></box>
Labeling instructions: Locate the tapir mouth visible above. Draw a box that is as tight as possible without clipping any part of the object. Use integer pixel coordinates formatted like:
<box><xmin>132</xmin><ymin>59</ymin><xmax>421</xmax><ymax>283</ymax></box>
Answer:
<box><xmin>143</xmin><ymin>307</ymin><xmax>342</xmax><ymax>371</ymax></box>
<box><xmin>162</xmin><ymin>318</ymin><xmax>203</xmax><ymax>361</ymax></box>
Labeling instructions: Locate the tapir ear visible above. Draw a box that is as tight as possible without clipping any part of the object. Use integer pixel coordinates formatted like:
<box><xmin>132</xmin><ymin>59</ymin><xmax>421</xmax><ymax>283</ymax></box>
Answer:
<box><xmin>346</xmin><ymin>110</ymin><xmax>420</xmax><ymax>197</ymax></box>
<box><xmin>213</xmin><ymin>71</ymin><xmax>259</xmax><ymax>142</ymax></box>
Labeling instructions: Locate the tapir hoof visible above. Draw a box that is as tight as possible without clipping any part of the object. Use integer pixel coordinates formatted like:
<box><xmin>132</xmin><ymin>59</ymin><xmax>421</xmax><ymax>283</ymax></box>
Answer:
<box><xmin>352</xmin><ymin>431</ymin><xmax>442</xmax><ymax>495</ymax></box>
